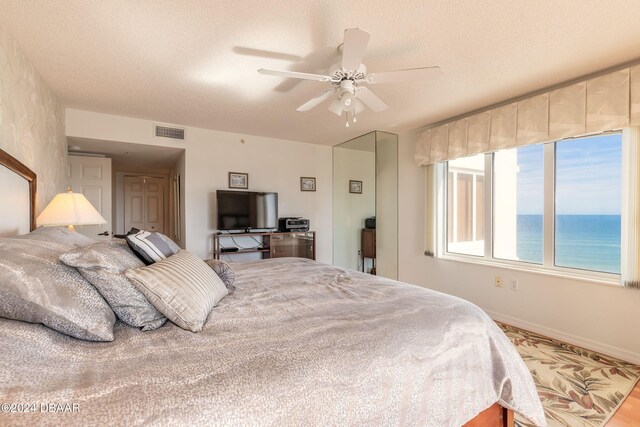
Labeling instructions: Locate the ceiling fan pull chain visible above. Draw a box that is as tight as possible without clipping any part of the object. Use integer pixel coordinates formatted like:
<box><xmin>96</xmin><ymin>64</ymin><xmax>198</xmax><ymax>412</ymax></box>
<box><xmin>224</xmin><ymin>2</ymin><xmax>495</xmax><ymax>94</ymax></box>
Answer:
<box><xmin>345</xmin><ymin>111</ymin><xmax>350</xmax><ymax>128</ymax></box>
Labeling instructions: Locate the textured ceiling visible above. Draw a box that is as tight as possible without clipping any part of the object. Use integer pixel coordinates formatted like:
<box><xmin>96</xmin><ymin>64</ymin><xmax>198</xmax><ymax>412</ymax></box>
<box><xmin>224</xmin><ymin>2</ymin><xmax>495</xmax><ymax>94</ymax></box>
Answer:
<box><xmin>2</xmin><ymin>0</ymin><xmax>640</xmax><ymax>145</ymax></box>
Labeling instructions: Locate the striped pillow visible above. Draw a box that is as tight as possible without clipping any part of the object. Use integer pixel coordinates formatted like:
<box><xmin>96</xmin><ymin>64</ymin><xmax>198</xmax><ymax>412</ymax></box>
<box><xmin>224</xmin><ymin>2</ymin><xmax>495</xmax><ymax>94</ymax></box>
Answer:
<box><xmin>126</xmin><ymin>230</ymin><xmax>179</xmax><ymax>264</ymax></box>
<box><xmin>124</xmin><ymin>251</ymin><xmax>228</xmax><ymax>332</ymax></box>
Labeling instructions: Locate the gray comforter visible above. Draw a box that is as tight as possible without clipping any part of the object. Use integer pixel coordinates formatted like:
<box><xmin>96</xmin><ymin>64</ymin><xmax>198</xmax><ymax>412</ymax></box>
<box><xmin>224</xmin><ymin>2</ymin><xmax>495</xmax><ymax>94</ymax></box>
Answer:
<box><xmin>0</xmin><ymin>258</ymin><xmax>546</xmax><ymax>426</ymax></box>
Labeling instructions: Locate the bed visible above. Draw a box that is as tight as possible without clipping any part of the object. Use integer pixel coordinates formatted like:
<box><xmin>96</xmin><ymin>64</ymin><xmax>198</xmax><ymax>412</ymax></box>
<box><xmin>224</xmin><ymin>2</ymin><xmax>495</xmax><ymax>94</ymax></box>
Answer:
<box><xmin>0</xmin><ymin>149</ymin><xmax>545</xmax><ymax>426</ymax></box>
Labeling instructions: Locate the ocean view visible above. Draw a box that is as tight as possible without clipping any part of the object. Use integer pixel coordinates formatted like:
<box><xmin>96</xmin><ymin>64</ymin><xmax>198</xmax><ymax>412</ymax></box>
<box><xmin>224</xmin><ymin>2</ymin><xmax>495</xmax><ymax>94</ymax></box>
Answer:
<box><xmin>517</xmin><ymin>214</ymin><xmax>621</xmax><ymax>274</ymax></box>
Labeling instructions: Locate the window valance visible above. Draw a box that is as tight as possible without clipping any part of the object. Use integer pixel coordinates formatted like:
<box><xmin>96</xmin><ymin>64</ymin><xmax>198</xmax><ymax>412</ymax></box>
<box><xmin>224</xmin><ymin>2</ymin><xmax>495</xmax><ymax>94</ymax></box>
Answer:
<box><xmin>415</xmin><ymin>66</ymin><xmax>638</xmax><ymax>165</ymax></box>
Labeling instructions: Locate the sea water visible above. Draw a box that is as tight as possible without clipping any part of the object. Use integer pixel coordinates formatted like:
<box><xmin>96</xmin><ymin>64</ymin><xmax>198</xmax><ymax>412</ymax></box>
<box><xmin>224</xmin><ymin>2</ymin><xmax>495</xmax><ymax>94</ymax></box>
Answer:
<box><xmin>517</xmin><ymin>214</ymin><xmax>621</xmax><ymax>274</ymax></box>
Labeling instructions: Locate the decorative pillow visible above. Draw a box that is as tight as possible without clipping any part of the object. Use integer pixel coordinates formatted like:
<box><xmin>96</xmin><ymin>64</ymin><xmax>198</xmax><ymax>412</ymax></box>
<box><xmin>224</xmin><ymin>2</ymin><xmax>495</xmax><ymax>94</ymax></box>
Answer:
<box><xmin>113</xmin><ymin>227</ymin><xmax>140</xmax><ymax>240</ymax></box>
<box><xmin>60</xmin><ymin>240</ymin><xmax>167</xmax><ymax>331</ymax></box>
<box><xmin>125</xmin><ymin>251</ymin><xmax>228</xmax><ymax>332</ymax></box>
<box><xmin>204</xmin><ymin>259</ymin><xmax>236</xmax><ymax>291</ymax></box>
<box><xmin>126</xmin><ymin>230</ymin><xmax>180</xmax><ymax>264</ymax></box>
<box><xmin>17</xmin><ymin>226</ymin><xmax>96</xmax><ymax>247</ymax></box>
<box><xmin>0</xmin><ymin>237</ymin><xmax>115</xmax><ymax>341</ymax></box>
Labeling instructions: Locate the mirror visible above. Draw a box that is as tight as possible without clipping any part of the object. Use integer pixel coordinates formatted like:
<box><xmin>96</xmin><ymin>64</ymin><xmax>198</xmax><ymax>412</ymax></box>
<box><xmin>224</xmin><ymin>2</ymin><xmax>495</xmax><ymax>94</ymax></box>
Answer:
<box><xmin>332</xmin><ymin>131</ymin><xmax>398</xmax><ymax>279</ymax></box>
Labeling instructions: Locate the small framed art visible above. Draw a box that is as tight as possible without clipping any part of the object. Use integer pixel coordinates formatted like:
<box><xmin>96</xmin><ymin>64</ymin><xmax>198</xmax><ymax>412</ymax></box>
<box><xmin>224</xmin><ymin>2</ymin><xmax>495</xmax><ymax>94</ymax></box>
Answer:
<box><xmin>228</xmin><ymin>172</ymin><xmax>249</xmax><ymax>189</ymax></box>
<box><xmin>300</xmin><ymin>177</ymin><xmax>316</xmax><ymax>192</ymax></box>
<box><xmin>349</xmin><ymin>180</ymin><xmax>362</xmax><ymax>194</ymax></box>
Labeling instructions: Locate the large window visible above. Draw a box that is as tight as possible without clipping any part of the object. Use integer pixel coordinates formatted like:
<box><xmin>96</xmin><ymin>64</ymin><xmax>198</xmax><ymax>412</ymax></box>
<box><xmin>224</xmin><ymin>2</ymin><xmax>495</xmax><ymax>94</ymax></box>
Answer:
<box><xmin>555</xmin><ymin>135</ymin><xmax>622</xmax><ymax>274</ymax></box>
<box><xmin>493</xmin><ymin>144</ymin><xmax>544</xmax><ymax>264</ymax></box>
<box><xmin>443</xmin><ymin>133</ymin><xmax>623</xmax><ymax>277</ymax></box>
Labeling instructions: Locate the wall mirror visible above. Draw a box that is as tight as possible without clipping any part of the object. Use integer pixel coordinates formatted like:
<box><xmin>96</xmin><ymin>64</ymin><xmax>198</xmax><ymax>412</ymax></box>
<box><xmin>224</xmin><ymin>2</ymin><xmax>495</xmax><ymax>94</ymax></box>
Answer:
<box><xmin>332</xmin><ymin>131</ymin><xmax>398</xmax><ymax>279</ymax></box>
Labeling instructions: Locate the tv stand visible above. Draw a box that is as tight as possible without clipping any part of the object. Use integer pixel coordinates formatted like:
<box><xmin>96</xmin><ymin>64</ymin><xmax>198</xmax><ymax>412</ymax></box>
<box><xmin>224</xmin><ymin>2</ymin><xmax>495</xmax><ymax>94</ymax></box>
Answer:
<box><xmin>212</xmin><ymin>231</ymin><xmax>315</xmax><ymax>261</ymax></box>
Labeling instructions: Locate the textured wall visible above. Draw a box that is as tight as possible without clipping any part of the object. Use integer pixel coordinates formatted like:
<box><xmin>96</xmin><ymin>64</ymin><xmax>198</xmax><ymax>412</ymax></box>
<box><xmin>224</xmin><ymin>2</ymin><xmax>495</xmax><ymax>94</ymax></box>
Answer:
<box><xmin>0</xmin><ymin>26</ymin><xmax>66</xmax><ymax>215</ymax></box>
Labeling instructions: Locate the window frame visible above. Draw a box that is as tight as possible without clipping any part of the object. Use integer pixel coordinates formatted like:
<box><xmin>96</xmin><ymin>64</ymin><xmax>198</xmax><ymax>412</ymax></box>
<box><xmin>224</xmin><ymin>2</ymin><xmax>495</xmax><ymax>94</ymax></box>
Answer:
<box><xmin>437</xmin><ymin>130</ymin><xmax>626</xmax><ymax>286</ymax></box>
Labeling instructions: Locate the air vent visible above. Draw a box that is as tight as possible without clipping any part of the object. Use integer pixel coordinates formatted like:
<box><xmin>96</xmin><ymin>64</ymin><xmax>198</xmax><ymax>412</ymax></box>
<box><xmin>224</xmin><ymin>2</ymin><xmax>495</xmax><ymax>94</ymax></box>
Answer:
<box><xmin>154</xmin><ymin>125</ymin><xmax>185</xmax><ymax>140</ymax></box>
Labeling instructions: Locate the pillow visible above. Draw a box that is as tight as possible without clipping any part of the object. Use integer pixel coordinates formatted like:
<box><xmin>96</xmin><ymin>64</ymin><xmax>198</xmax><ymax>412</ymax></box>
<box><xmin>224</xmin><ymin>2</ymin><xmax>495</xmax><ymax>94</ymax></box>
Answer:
<box><xmin>125</xmin><ymin>251</ymin><xmax>228</xmax><ymax>332</ymax></box>
<box><xmin>126</xmin><ymin>230</ymin><xmax>180</xmax><ymax>264</ymax></box>
<box><xmin>0</xmin><ymin>237</ymin><xmax>115</xmax><ymax>341</ymax></box>
<box><xmin>60</xmin><ymin>240</ymin><xmax>167</xmax><ymax>331</ymax></box>
<box><xmin>113</xmin><ymin>227</ymin><xmax>140</xmax><ymax>240</ymax></box>
<box><xmin>17</xmin><ymin>226</ymin><xmax>96</xmax><ymax>247</ymax></box>
<box><xmin>204</xmin><ymin>259</ymin><xmax>236</xmax><ymax>291</ymax></box>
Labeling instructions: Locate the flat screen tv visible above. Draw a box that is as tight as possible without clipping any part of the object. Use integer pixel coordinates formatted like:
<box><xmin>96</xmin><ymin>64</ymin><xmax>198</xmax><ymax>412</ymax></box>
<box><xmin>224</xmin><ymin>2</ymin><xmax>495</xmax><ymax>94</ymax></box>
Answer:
<box><xmin>216</xmin><ymin>190</ymin><xmax>278</xmax><ymax>231</ymax></box>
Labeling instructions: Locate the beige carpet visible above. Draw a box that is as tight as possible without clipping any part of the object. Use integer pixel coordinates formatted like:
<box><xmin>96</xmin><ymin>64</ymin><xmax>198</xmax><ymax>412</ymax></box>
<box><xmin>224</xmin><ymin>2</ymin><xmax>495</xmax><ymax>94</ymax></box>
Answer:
<box><xmin>498</xmin><ymin>323</ymin><xmax>640</xmax><ymax>427</ymax></box>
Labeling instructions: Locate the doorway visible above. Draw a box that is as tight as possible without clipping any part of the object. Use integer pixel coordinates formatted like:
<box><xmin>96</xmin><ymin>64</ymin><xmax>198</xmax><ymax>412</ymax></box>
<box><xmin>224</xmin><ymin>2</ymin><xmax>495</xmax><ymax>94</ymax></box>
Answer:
<box><xmin>66</xmin><ymin>137</ymin><xmax>185</xmax><ymax>247</ymax></box>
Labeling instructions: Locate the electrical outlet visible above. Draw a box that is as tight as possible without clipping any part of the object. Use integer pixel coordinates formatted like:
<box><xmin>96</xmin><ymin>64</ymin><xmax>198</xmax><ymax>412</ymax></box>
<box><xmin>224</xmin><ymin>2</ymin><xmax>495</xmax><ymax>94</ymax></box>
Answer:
<box><xmin>495</xmin><ymin>276</ymin><xmax>503</xmax><ymax>288</ymax></box>
<box><xmin>510</xmin><ymin>279</ymin><xmax>519</xmax><ymax>291</ymax></box>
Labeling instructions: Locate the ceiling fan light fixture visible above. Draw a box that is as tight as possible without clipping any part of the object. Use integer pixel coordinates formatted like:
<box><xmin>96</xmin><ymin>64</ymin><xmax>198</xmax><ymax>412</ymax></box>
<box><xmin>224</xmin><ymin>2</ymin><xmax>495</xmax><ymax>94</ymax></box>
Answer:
<box><xmin>258</xmin><ymin>28</ymin><xmax>439</xmax><ymax>127</ymax></box>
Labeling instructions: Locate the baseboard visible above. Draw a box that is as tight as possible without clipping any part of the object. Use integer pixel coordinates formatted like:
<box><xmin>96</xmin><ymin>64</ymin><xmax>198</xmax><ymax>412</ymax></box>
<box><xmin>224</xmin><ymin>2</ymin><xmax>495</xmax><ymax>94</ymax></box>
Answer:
<box><xmin>486</xmin><ymin>310</ymin><xmax>640</xmax><ymax>365</ymax></box>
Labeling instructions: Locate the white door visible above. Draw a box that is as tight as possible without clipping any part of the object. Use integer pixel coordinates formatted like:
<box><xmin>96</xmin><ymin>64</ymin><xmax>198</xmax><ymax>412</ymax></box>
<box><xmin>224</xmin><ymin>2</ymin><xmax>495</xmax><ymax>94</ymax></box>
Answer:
<box><xmin>144</xmin><ymin>178</ymin><xmax>165</xmax><ymax>233</ymax></box>
<box><xmin>124</xmin><ymin>177</ymin><xmax>145</xmax><ymax>231</ymax></box>
<box><xmin>68</xmin><ymin>155</ymin><xmax>112</xmax><ymax>240</ymax></box>
<box><xmin>124</xmin><ymin>176</ymin><xmax>165</xmax><ymax>233</ymax></box>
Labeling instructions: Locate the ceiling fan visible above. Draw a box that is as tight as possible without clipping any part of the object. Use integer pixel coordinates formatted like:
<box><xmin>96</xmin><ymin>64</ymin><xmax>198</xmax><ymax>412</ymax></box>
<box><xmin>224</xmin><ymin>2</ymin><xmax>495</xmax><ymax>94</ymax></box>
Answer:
<box><xmin>258</xmin><ymin>28</ymin><xmax>441</xmax><ymax>127</ymax></box>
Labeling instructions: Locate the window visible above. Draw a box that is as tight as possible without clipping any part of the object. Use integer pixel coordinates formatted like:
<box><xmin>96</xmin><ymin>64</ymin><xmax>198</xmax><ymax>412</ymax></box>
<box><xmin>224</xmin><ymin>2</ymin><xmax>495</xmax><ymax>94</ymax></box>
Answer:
<box><xmin>555</xmin><ymin>135</ymin><xmax>622</xmax><ymax>274</ymax></box>
<box><xmin>442</xmin><ymin>133</ymin><xmax>623</xmax><ymax>278</ymax></box>
<box><xmin>493</xmin><ymin>144</ymin><xmax>544</xmax><ymax>264</ymax></box>
<box><xmin>446</xmin><ymin>154</ymin><xmax>485</xmax><ymax>256</ymax></box>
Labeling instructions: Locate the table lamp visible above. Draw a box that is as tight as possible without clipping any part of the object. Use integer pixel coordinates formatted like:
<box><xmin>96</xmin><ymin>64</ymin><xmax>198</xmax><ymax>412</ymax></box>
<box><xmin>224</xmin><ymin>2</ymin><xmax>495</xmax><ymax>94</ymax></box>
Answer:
<box><xmin>37</xmin><ymin>187</ymin><xmax>106</xmax><ymax>231</ymax></box>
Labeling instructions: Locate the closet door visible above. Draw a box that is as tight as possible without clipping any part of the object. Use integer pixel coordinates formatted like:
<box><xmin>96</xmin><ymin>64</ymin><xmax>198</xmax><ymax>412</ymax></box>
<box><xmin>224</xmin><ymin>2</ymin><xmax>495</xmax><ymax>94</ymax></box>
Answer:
<box><xmin>124</xmin><ymin>177</ymin><xmax>146</xmax><ymax>232</ymax></box>
<box><xmin>124</xmin><ymin>176</ymin><xmax>165</xmax><ymax>233</ymax></box>
<box><xmin>144</xmin><ymin>178</ymin><xmax>164</xmax><ymax>233</ymax></box>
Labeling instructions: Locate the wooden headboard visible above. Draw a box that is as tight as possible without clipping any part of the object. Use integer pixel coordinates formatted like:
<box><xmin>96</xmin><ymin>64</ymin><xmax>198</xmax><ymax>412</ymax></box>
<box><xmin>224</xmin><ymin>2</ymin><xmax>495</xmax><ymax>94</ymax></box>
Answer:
<box><xmin>0</xmin><ymin>148</ymin><xmax>37</xmax><ymax>231</ymax></box>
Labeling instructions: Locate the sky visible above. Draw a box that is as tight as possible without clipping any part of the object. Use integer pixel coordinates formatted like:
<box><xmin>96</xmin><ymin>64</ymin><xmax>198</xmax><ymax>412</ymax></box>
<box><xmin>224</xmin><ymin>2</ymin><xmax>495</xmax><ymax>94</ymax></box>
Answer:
<box><xmin>516</xmin><ymin>133</ymin><xmax>622</xmax><ymax>215</ymax></box>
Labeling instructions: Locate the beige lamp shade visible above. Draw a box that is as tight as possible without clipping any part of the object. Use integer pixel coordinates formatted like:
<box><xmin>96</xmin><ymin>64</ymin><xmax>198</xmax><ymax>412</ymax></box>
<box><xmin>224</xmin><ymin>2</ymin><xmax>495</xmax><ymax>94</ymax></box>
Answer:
<box><xmin>37</xmin><ymin>189</ymin><xmax>106</xmax><ymax>228</ymax></box>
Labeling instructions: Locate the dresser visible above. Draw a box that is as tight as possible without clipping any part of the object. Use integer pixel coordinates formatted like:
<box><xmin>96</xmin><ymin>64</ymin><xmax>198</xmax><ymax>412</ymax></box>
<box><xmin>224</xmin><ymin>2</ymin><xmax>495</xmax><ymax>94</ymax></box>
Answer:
<box><xmin>361</xmin><ymin>228</ymin><xmax>376</xmax><ymax>274</ymax></box>
<box><xmin>212</xmin><ymin>231</ymin><xmax>316</xmax><ymax>260</ymax></box>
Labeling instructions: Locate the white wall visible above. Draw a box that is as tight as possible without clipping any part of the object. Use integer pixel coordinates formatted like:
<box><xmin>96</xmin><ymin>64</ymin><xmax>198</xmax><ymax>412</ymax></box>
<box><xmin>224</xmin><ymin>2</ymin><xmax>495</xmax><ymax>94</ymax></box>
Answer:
<box><xmin>0</xmin><ymin>27</ymin><xmax>66</xmax><ymax>224</ymax></box>
<box><xmin>65</xmin><ymin>109</ymin><xmax>332</xmax><ymax>263</ymax></box>
<box><xmin>333</xmin><ymin>146</ymin><xmax>376</xmax><ymax>271</ymax></box>
<box><xmin>397</xmin><ymin>131</ymin><xmax>640</xmax><ymax>363</ymax></box>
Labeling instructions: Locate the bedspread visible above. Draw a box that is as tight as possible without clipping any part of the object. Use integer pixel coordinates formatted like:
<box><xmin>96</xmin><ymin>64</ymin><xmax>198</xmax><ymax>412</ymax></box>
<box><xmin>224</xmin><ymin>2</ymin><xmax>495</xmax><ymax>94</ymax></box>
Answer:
<box><xmin>0</xmin><ymin>258</ymin><xmax>545</xmax><ymax>426</ymax></box>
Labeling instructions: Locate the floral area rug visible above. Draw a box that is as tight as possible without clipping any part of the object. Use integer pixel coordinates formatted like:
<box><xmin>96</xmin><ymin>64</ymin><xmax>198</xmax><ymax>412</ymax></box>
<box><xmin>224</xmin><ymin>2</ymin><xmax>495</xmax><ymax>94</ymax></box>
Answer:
<box><xmin>498</xmin><ymin>323</ymin><xmax>640</xmax><ymax>427</ymax></box>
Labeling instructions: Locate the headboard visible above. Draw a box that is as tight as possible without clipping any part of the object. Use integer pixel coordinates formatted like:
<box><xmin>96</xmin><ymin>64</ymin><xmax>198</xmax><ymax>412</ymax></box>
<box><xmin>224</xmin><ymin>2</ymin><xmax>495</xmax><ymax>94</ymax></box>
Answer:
<box><xmin>0</xmin><ymin>148</ymin><xmax>37</xmax><ymax>232</ymax></box>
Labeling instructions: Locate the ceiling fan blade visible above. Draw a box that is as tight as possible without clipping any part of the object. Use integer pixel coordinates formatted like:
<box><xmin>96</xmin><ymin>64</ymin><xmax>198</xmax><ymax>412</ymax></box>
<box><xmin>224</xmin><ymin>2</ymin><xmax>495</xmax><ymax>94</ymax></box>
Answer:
<box><xmin>366</xmin><ymin>66</ymin><xmax>442</xmax><ymax>84</ymax></box>
<box><xmin>328</xmin><ymin>99</ymin><xmax>343</xmax><ymax>116</ymax></box>
<box><xmin>297</xmin><ymin>90</ymin><xmax>335</xmax><ymax>112</ymax></box>
<box><xmin>354</xmin><ymin>99</ymin><xmax>365</xmax><ymax>115</ymax></box>
<box><xmin>258</xmin><ymin>68</ymin><xmax>331</xmax><ymax>82</ymax></box>
<box><xmin>341</xmin><ymin>28</ymin><xmax>370</xmax><ymax>71</ymax></box>
<box><xmin>356</xmin><ymin>87</ymin><xmax>388</xmax><ymax>112</ymax></box>
<box><xmin>233</xmin><ymin>46</ymin><xmax>303</xmax><ymax>62</ymax></box>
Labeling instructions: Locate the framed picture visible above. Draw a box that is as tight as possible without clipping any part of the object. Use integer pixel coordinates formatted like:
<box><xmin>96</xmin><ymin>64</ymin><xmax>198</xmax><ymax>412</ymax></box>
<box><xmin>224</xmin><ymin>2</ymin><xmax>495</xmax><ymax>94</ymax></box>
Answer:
<box><xmin>300</xmin><ymin>177</ymin><xmax>316</xmax><ymax>192</ymax></box>
<box><xmin>349</xmin><ymin>180</ymin><xmax>362</xmax><ymax>194</ymax></box>
<box><xmin>228</xmin><ymin>172</ymin><xmax>248</xmax><ymax>189</ymax></box>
